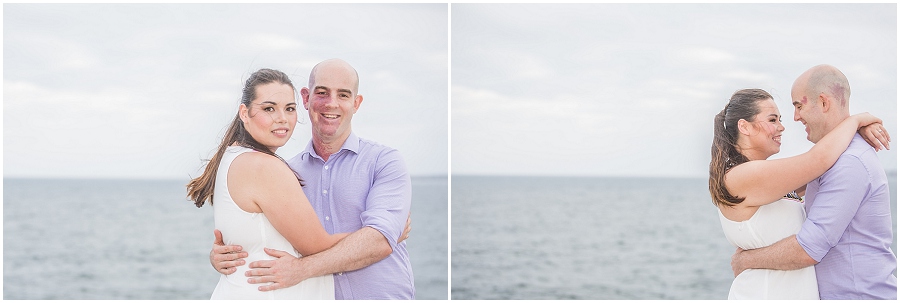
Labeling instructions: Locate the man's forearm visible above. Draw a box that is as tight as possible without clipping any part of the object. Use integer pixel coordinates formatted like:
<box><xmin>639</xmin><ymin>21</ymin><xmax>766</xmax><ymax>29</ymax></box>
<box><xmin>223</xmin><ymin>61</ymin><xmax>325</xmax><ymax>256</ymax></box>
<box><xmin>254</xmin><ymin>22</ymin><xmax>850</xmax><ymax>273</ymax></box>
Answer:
<box><xmin>740</xmin><ymin>235</ymin><xmax>818</xmax><ymax>271</ymax></box>
<box><xmin>293</xmin><ymin>227</ymin><xmax>393</xmax><ymax>280</ymax></box>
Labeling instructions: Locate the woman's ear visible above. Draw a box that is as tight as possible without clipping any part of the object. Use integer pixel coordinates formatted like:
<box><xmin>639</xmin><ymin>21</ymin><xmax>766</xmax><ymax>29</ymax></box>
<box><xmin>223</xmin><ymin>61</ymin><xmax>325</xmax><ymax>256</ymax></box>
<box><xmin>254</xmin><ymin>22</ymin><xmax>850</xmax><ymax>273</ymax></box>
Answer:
<box><xmin>737</xmin><ymin>118</ymin><xmax>754</xmax><ymax>136</ymax></box>
<box><xmin>239</xmin><ymin>103</ymin><xmax>249</xmax><ymax>124</ymax></box>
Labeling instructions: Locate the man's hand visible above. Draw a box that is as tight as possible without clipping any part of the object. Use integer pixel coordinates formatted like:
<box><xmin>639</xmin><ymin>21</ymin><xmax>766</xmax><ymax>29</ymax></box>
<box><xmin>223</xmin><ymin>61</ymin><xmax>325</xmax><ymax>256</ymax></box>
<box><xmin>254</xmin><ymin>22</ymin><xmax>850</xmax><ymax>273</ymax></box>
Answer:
<box><xmin>246</xmin><ymin>248</ymin><xmax>305</xmax><ymax>291</ymax></box>
<box><xmin>398</xmin><ymin>213</ymin><xmax>411</xmax><ymax>244</ymax></box>
<box><xmin>245</xmin><ymin>226</ymin><xmax>393</xmax><ymax>292</ymax></box>
<box><xmin>731</xmin><ymin>247</ymin><xmax>748</xmax><ymax>277</ymax></box>
<box><xmin>211</xmin><ymin>229</ymin><xmax>248</xmax><ymax>275</ymax></box>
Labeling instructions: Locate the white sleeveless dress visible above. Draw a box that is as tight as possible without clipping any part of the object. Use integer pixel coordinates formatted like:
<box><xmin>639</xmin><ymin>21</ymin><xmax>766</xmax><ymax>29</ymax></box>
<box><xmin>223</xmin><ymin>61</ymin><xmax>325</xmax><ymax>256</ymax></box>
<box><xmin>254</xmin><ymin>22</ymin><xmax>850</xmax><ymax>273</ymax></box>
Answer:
<box><xmin>210</xmin><ymin>146</ymin><xmax>334</xmax><ymax>300</ymax></box>
<box><xmin>718</xmin><ymin>195</ymin><xmax>819</xmax><ymax>300</ymax></box>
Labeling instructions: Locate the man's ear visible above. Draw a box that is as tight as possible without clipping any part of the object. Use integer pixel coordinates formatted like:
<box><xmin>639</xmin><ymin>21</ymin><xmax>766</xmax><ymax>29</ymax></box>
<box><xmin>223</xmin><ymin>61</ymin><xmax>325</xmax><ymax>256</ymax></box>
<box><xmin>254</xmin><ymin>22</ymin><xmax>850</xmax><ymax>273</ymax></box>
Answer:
<box><xmin>300</xmin><ymin>87</ymin><xmax>310</xmax><ymax>110</ymax></box>
<box><xmin>818</xmin><ymin>92</ymin><xmax>831</xmax><ymax>114</ymax></box>
<box><xmin>353</xmin><ymin>94</ymin><xmax>363</xmax><ymax>113</ymax></box>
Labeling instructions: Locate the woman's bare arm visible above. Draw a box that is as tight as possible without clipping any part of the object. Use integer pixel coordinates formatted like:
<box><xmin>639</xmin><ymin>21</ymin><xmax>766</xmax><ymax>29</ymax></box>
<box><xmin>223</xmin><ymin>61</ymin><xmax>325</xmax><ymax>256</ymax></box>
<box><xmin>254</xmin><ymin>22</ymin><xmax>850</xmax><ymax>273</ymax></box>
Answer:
<box><xmin>726</xmin><ymin>113</ymin><xmax>881</xmax><ymax>207</ymax></box>
<box><xmin>230</xmin><ymin>153</ymin><xmax>348</xmax><ymax>256</ymax></box>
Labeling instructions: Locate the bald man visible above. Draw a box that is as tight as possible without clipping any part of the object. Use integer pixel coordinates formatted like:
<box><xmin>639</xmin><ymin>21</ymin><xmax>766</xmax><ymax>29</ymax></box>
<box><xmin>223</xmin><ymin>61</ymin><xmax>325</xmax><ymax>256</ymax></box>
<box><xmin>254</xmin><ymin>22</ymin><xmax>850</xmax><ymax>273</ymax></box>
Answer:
<box><xmin>210</xmin><ymin>59</ymin><xmax>415</xmax><ymax>299</ymax></box>
<box><xmin>731</xmin><ymin>64</ymin><xmax>896</xmax><ymax>299</ymax></box>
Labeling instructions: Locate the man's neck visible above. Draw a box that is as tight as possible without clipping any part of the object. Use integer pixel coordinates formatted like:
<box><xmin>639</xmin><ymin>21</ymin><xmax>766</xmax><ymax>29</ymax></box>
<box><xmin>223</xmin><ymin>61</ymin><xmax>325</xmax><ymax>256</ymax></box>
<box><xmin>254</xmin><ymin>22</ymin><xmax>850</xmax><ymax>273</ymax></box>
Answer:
<box><xmin>820</xmin><ymin>113</ymin><xmax>851</xmax><ymax>140</ymax></box>
<box><xmin>312</xmin><ymin>133</ymin><xmax>351</xmax><ymax>162</ymax></box>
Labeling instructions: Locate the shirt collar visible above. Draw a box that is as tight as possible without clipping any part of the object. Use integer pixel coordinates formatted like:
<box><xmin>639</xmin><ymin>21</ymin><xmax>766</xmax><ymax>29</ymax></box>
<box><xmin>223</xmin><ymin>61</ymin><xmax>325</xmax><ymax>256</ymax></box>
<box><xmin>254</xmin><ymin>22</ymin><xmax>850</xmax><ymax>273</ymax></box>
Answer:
<box><xmin>301</xmin><ymin>132</ymin><xmax>360</xmax><ymax>161</ymax></box>
<box><xmin>342</xmin><ymin>132</ymin><xmax>360</xmax><ymax>154</ymax></box>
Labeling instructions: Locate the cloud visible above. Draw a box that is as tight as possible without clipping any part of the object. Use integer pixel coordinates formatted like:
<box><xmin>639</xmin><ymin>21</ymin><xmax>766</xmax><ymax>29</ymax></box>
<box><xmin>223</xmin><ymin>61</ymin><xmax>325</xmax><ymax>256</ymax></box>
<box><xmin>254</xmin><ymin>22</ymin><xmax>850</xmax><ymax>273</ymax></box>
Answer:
<box><xmin>244</xmin><ymin>33</ymin><xmax>305</xmax><ymax>51</ymax></box>
<box><xmin>722</xmin><ymin>70</ymin><xmax>772</xmax><ymax>83</ymax></box>
<box><xmin>452</xmin><ymin>4</ymin><xmax>896</xmax><ymax>177</ymax></box>
<box><xmin>5</xmin><ymin>31</ymin><xmax>99</xmax><ymax>71</ymax></box>
<box><xmin>678</xmin><ymin>47</ymin><xmax>735</xmax><ymax>64</ymax></box>
<box><xmin>4</xmin><ymin>4</ymin><xmax>449</xmax><ymax>179</ymax></box>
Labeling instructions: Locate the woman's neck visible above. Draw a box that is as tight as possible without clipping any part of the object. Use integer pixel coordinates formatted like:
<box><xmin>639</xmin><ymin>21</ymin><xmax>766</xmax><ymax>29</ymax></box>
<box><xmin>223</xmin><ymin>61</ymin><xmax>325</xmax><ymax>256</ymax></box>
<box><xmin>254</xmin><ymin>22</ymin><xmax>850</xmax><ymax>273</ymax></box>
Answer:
<box><xmin>740</xmin><ymin>147</ymin><xmax>772</xmax><ymax>161</ymax></box>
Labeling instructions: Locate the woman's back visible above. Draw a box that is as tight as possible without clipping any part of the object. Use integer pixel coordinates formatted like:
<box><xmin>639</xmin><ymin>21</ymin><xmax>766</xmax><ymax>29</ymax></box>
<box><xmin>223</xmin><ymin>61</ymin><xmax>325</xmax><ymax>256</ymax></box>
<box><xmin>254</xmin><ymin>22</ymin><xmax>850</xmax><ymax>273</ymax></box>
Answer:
<box><xmin>718</xmin><ymin>197</ymin><xmax>818</xmax><ymax>299</ymax></box>
<box><xmin>210</xmin><ymin>146</ymin><xmax>333</xmax><ymax>300</ymax></box>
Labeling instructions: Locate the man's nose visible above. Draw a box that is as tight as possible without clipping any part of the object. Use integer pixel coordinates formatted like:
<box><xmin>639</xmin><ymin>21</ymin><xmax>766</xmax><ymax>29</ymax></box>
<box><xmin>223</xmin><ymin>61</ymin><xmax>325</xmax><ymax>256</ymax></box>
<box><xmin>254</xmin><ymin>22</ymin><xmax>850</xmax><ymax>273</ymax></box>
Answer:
<box><xmin>322</xmin><ymin>93</ymin><xmax>338</xmax><ymax>107</ymax></box>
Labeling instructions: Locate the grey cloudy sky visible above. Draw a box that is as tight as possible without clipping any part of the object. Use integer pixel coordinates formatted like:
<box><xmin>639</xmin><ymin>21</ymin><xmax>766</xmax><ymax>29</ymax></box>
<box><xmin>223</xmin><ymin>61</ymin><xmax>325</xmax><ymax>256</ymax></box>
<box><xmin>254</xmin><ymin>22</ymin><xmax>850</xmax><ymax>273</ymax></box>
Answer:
<box><xmin>451</xmin><ymin>3</ymin><xmax>897</xmax><ymax>178</ymax></box>
<box><xmin>5</xmin><ymin>4</ymin><xmax>448</xmax><ymax>180</ymax></box>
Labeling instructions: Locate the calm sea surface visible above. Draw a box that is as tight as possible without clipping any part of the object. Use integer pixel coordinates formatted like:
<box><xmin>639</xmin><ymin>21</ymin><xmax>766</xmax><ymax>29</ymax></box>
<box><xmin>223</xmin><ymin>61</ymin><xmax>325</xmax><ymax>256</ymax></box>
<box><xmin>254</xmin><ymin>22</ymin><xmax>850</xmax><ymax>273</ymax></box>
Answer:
<box><xmin>451</xmin><ymin>175</ymin><xmax>898</xmax><ymax>299</ymax></box>
<box><xmin>4</xmin><ymin>176</ymin><xmax>448</xmax><ymax>299</ymax></box>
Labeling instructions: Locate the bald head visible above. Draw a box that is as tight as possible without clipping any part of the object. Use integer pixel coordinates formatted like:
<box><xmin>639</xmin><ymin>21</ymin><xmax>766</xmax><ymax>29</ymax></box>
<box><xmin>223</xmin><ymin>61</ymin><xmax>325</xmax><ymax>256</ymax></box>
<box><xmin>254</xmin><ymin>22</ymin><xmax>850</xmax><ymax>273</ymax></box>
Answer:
<box><xmin>790</xmin><ymin>64</ymin><xmax>853</xmax><ymax>143</ymax></box>
<box><xmin>793</xmin><ymin>64</ymin><xmax>851</xmax><ymax>110</ymax></box>
<box><xmin>308</xmin><ymin>58</ymin><xmax>360</xmax><ymax>94</ymax></box>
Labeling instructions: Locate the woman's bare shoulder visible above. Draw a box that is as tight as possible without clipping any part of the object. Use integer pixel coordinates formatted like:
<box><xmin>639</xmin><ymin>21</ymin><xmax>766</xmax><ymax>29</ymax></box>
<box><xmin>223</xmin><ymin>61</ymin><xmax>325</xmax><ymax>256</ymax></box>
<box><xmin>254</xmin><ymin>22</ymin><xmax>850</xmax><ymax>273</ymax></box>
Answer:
<box><xmin>229</xmin><ymin>151</ymin><xmax>294</xmax><ymax>181</ymax></box>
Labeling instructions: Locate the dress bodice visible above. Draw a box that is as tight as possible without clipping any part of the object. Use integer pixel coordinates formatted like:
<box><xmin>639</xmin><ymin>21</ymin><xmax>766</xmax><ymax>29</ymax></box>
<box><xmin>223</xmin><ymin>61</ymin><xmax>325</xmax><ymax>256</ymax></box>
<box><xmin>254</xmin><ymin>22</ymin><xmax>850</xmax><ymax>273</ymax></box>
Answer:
<box><xmin>719</xmin><ymin>197</ymin><xmax>805</xmax><ymax>250</ymax></box>
<box><xmin>210</xmin><ymin>146</ymin><xmax>333</xmax><ymax>300</ymax></box>
<box><xmin>718</xmin><ymin>195</ymin><xmax>819</xmax><ymax>300</ymax></box>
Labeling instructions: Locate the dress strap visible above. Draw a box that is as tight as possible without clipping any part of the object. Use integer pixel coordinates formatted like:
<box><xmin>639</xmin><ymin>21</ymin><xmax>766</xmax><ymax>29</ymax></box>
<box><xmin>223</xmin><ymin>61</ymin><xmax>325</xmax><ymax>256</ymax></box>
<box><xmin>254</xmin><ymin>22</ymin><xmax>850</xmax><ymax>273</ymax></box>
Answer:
<box><xmin>783</xmin><ymin>191</ymin><xmax>803</xmax><ymax>202</ymax></box>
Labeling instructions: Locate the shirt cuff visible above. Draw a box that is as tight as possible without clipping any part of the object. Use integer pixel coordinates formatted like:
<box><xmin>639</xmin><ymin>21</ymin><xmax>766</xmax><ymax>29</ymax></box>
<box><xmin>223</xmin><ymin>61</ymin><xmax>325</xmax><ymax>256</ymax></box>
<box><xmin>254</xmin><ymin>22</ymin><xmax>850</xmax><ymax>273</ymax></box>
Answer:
<box><xmin>360</xmin><ymin>209</ymin><xmax>403</xmax><ymax>253</ymax></box>
<box><xmin>797</xmin><ymin>219</ymin><xmax>828</xmax><ymax>262</ymax></box>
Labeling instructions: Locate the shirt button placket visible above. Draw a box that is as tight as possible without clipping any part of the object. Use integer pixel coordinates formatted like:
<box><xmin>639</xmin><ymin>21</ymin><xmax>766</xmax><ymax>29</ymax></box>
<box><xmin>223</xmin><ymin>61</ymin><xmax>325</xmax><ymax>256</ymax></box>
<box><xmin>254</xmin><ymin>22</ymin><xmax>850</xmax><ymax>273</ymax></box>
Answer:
<box><xmin>316</xmin><ymin>159</ymin><xmax>330</xmax><ymax>234</ymax></box>
<box><xmin>322</xmin><ymin>159</ymin><xmax>333</xmax><ymax>231</ymax></box>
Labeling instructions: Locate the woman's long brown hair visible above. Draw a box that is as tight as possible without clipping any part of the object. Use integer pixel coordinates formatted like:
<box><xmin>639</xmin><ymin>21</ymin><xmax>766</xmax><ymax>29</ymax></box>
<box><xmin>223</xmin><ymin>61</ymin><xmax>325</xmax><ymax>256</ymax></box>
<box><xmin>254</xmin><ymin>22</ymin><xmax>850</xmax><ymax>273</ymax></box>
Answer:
<box><xmin>186</xmin><ymin>68</ymin><xmax>299</xmax><ymax>208</ymax></box>
<box><xmin>708</xmin><ymin>88</ymin><xmax>772</xmax><ymax>207</ymax></box>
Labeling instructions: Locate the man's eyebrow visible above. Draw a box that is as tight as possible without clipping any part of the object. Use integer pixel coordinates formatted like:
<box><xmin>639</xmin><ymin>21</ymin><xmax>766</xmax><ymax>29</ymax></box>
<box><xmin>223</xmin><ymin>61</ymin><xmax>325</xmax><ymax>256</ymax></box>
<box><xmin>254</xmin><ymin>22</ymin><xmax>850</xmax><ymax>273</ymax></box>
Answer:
<box><xmin>313</xmin><ymin>86</ymin><xmax>353</xmax><ymax>95</ymax></box>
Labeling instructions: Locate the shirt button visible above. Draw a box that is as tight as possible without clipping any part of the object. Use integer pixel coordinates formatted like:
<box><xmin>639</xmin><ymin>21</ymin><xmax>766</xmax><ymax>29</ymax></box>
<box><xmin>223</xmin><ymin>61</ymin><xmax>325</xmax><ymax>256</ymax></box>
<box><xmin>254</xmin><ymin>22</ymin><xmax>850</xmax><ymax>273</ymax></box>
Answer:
<box><xmin>325</xmin><ymin>216</ymin><xmax>330</xmax><ymax>221</ymax></box>
<box><xmin>322</xmin><ymin>189</ymin><xmax>327</xmax><ymax>195</ymax></box>
<box><xmin>324</xmin><ymin>165</ymin><xmax>329</xmax><ymax>170</ymax></box>
<box><xmin>338</xmin><ymin>272</ymin><xmax>343</xmax><ymax>276</ymax></box>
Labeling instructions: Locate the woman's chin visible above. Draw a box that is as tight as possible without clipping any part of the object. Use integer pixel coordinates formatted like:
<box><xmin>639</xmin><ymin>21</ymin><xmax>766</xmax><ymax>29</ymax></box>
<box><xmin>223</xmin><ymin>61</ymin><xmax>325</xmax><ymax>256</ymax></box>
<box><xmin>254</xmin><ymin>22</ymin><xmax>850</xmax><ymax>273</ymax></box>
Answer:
<box><xmin>261</xmin><ymin>140</ymin><xmax>290</xmax><ymax>152</ymax></box>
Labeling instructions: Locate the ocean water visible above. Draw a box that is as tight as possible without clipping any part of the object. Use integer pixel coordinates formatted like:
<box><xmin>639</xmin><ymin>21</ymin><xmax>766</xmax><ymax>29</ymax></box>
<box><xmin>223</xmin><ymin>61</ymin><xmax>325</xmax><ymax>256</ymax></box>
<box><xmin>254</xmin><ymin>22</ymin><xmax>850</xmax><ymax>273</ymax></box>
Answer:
<box><xmin>451</xmin><ymin>175</ymin><xmax>898</xmax><ymax>300</ymax></box>
<box><xmin>3</xmin><ymin>176</ymin><xmax>448</xmax><ymax>299</ymax></box>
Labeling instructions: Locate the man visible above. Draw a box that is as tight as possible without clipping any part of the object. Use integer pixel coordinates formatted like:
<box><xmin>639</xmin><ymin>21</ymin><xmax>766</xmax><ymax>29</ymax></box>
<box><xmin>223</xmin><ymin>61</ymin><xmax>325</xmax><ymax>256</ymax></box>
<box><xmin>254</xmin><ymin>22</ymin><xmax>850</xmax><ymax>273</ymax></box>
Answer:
<box><xmin>731</xmin><ymin>64</ymin><xmax>896</xmax><ymax>299</ymax></box>
<box><xmin>210</xmin><ymin>58</ymin><xmax>415</xmax><ymax>299</ymax></box>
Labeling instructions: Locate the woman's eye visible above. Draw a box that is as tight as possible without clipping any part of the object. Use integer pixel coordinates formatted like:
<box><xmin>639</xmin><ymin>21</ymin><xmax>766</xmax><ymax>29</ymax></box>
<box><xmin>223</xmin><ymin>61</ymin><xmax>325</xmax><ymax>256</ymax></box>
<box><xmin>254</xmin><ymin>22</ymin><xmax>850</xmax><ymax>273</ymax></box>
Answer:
<box><xmin>286</xmin><ymin>107</ymin><xmax>295</xmax><ymax>112</ymax></box>
<box><xmin>264</xmin><ymin>107</ymin><xmax>274</xmax><ymax>112</ymax></box>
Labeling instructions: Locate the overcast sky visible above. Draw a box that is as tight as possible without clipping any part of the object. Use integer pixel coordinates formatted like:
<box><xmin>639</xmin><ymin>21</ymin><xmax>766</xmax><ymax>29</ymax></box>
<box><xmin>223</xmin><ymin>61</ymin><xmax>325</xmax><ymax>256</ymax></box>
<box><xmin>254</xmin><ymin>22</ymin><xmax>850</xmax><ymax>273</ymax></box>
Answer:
<box><xmin>451</xmin><ymin>3</ymin><xmax>897</xmax><ymax>178</ymax></box>
<box><xmin>4</xmin><ymin>4</ymin><xmax>448</xmax><ymax>180</ymax></box>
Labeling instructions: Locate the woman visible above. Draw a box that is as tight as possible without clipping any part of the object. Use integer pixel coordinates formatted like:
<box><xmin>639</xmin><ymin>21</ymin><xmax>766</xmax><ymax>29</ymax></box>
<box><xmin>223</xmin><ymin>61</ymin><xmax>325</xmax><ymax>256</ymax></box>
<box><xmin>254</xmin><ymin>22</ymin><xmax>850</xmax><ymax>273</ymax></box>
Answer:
<box><xmin>186</xmin><ymin>68</ymin><xmax>343</xmax><ymax>299</ymax></box>
<box><xmin>708</xmin><ymin>88</ymin><xmax>889</xmax><ymax>299</ymax></box>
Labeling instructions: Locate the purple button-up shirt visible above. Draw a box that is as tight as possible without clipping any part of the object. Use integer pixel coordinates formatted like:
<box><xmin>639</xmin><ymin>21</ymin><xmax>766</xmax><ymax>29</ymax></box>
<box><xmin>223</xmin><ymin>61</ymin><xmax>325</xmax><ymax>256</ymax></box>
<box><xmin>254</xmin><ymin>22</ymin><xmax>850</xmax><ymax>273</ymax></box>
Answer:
<box><xmin>798</xmin><ymin>134</ymin><xmax>897</xmax><ymax>299</ymax></box>
<box><xmin>287</xmin><ymin>133</ymin><xmax>415</xmax><ymax>299</ymax></box>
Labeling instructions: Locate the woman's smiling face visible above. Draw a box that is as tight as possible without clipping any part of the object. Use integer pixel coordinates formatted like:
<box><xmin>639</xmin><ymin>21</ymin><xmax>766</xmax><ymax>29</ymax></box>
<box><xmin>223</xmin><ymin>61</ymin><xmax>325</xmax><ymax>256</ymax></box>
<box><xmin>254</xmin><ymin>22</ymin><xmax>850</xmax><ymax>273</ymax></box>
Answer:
<box><xmin>747</xmin><ymin>98</ymin><xmax>785</xmax><ymax>159</ymax></box>
<box><xmin>240</xmin><ymin>82</ymin><xmax>297</xmax><ymax>152</ymax></box>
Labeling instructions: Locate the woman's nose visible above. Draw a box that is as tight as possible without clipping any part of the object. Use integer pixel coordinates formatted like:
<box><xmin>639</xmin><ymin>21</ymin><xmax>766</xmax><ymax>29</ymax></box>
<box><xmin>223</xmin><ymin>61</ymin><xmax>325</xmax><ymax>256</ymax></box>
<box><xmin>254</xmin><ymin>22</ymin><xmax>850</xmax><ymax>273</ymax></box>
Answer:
<box><xmin>273</xmin><ymin>109</ymin><xmax>288</xmax><ymax>122</ymax></box>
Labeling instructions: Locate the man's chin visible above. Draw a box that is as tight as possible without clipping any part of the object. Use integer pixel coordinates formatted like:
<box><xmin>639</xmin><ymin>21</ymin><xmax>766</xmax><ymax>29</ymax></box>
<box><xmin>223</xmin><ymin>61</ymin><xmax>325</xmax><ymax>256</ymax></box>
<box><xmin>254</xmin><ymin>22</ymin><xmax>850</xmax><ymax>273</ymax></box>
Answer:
<box><xmin>312</xmin><ymin>129</ymin><xmax>343</xmax><ymax>141</ymax></box>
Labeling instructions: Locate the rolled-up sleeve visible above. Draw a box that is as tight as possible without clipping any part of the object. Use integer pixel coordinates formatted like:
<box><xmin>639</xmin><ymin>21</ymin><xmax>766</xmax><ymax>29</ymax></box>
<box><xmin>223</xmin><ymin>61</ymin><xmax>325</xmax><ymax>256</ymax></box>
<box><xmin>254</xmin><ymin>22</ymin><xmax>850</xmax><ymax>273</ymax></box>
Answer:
<box><xmin>797</xmin><ymin>154</ymin><xmax>869</xmax><ymax>262</ymax></box>
<box><xmin>359</xmin><ymin>148</ymin><xmax>412</xmax><ymax>252</ymax></box>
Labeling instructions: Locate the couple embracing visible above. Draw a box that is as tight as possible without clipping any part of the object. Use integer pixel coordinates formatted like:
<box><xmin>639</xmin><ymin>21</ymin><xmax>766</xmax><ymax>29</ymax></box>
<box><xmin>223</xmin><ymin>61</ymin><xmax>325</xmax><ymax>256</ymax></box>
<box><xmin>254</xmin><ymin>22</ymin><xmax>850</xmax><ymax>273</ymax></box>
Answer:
<box><xmin>187</xmin><ymin>59</ymin><xmax>415</xmax><ymax>299</ymax></box>
<box><xmin>710</xmin><ymin>64</ymin><xmax>896</xmax><ymax>300</ymax></box>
